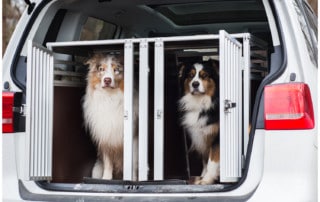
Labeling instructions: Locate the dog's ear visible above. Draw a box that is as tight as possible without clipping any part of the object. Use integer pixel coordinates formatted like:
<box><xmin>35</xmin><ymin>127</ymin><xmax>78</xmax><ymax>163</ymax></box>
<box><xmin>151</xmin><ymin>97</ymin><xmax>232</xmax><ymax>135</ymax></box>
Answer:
<box><xmin>208</xmin><ymin>59</ymin><xmax>219</xmax><ymax>75</ymax></box>
<box><xmin>84</xmin><ymin>54</ymin><xmax>95</xmax><ymax>67</ymax></box>
<box><xmin>118</xmin><ymin>51</ymin><xmax>124</xmax><ymax>66</ymax></box>
<box><xmin>85</xmin><ymin>53</ymin><xmax>102</xmax><ymax>71</ymax></box>
<box><xmin>178</xmin><ymin>62</ymin><xmax>186</xmax><ymax>79</ymax></box>
<box><xmin>118</xmin><ymin>54</ymin><xmax>124</xmax><ymax>66</ymax></box>
<box><xmin>84</xmin><ymin>52</ymin><xmax>93</xmax><ymax>66</ymax></box>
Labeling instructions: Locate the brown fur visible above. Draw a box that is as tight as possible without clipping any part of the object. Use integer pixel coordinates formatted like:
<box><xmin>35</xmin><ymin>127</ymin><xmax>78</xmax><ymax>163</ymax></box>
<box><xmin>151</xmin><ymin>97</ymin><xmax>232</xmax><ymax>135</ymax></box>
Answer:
<box><xmin>210</xmin><ymin>144</ymin><xmax>220</xmax><ymax>162</ymax></box>
<box><xmin>199</xmin><ymin>70</ymin><xmax>217</xmax><ymax>97</ymax></box>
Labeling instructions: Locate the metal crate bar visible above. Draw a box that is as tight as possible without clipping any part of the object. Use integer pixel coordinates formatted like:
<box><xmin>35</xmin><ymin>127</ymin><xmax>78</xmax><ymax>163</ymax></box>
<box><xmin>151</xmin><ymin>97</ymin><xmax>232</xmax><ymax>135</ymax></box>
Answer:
<box><xmin>153</xmin><ymin>38</ymin><xmax>165</xmax><ymax>180</ymax></box>
<box><xmin>26</xmin><ymin>41</ymin><xmax>54</xmax><ymax>181</ymax></box>
<box><xmin>138</xmin><ymin>39</ymin><xmax>150</xmax><ymax>181</ymax></box>
<box><xmin>123</xmin><ymin>40</ymin><xmax>135</xmax><ymax>180</ymax></box>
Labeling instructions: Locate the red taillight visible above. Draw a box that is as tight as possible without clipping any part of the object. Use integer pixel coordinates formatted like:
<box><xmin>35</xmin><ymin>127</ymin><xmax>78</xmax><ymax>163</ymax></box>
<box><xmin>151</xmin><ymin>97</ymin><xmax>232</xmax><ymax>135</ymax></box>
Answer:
<box><xmin>2</xmin><ymin>92</ymin><xmax>15</xmax><ymax>133</ymax></box>
<box><xmin>264</xmin><ymin>83</ymin><xmax>315</xmax><ymax>130</ymax></box>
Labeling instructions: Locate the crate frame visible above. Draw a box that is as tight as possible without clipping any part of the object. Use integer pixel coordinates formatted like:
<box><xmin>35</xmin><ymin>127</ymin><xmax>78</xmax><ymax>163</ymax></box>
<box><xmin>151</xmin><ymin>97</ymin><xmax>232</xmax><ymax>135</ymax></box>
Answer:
<box><xmin>25</xmin><ymin>30</ymin><xmax>268</xmax><ymax>184</ymax></box>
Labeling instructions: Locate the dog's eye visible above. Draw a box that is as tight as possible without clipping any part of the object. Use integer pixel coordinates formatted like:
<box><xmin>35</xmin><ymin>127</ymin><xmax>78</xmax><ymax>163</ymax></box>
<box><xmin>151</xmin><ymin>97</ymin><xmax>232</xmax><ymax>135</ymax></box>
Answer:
<box><xmin>188</xmin><ymin>72</ymin><xmax>195</xmax><ymax>79</ymax></box>
<box><xmin>114</xmin><ymin>67</ymin><xmax>123</xmax><ymax>75</ymax></box>
<box><xmin>201</xmin><ymin>72</ymin><xmax>209</xmax><ymax>79</ymax></box>
<box><xmin>95</xmin><ymin>64</ymin><xmax>103</xmax><ymax>72</ymax></box>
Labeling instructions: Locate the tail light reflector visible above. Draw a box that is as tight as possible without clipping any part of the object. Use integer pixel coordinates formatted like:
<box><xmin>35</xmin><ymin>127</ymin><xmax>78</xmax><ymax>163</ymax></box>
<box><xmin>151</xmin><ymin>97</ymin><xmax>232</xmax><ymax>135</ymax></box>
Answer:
<box><xmin>264</xmin><ymin>83</ymin><xmax>314</xmax><ymax>130</ymax></box>
<box><xmin>2</xmin><ymin>92</ymin><xmax>15</xmax><ymax>133</ymax></box>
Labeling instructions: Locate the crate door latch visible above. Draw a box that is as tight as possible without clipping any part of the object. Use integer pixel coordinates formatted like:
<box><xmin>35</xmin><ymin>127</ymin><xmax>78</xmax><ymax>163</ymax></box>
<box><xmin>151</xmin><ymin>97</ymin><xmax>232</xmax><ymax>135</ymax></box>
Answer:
<box><xmin>224</xmin><ymin>99</ymin><xmax>236</xmax><ymax>113</ymax></box>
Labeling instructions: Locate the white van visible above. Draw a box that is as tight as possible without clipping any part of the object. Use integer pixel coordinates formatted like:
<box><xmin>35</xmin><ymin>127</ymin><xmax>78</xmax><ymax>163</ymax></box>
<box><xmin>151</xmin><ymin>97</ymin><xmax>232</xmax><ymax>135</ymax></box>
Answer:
<box><xmin>2</xmin><ymin>0</ymin><xmax>317</xmax><ymax>201</ymax></box>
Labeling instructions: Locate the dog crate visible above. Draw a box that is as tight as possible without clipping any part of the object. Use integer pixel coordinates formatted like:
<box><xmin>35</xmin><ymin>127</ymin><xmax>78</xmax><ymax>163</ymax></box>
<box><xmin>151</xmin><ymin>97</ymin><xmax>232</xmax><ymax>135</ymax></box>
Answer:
<box><xmin>25</xmin><ymin>30</ymin><xmax>268</xmax><ymax>186</ymax></box>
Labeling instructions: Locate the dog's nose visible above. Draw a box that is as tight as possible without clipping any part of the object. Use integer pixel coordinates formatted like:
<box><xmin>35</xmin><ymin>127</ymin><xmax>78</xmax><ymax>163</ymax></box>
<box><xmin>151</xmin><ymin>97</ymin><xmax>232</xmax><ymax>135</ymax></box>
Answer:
<box><xmin>192</xmin><ymin>81</ymin><xmax>200</xmax><ymax>88</ymax></box>
<box><xmin>104</xmin><ymin>77</ymin><xmax>112</xmax><ymax>85</ymax></box>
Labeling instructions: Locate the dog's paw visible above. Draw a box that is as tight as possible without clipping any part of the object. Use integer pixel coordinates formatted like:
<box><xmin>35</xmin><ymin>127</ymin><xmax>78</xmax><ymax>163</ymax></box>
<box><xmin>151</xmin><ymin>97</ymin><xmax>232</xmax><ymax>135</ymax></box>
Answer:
<box><xmin>194</xmin><ymin>177</ymin><xmax>215</xmax><ymax>185</ymax></box>
<box><xmin>92</xmin><ymin>160</ymin><xmax>103</xmax><ymax>178</ymax></box>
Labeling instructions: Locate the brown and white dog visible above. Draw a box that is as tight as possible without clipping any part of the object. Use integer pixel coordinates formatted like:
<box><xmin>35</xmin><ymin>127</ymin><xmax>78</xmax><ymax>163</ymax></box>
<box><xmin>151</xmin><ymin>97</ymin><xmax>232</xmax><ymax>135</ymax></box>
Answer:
<box><xmin>83</xmin><ymin>53</ymin><xmax>138</xmax><ymax>180</ymax></box>
<box><xmin>178</xmin><ymin>60</ymin><xmax>220</xmax><ymax>185</ymax></box>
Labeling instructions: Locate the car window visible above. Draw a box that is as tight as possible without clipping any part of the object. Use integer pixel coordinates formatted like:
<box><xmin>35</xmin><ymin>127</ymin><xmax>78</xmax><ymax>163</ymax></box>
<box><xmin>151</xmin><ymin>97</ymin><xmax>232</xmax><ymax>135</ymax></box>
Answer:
<box><xmin>293</xmin><ymin>0</ymin><xmax>318</xmax><ymax>66</ymax></box>
<box><xmin>80</xmin><ymin>17</ymin><xmax>117</xmax><ymax>40</ymax></box>
<box><xmin>149</xmin><ymin>1</ymin><xmax>267</xmax><ymax>26</ymax></box>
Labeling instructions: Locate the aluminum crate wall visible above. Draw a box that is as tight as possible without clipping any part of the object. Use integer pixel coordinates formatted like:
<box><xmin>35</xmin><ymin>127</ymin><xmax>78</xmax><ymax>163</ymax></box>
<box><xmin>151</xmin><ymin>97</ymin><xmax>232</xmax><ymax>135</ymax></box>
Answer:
<box><xmin>25</xmin><ymin>41</ymin><xmax>54</xmax><ymax>181</ymax></box>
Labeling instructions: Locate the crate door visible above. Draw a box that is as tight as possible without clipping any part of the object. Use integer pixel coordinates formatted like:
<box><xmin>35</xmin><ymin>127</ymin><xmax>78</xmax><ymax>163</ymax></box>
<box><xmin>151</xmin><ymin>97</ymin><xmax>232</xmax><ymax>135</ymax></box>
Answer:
<box><xmin>25</xmin><ymin>41</ymin><xmax>54</xmax><ymax>181</ymax></box>
<box><xmin>219</xmin><ymin>31</ymin><xmax>243</xmax><ymax>182</ymax></box>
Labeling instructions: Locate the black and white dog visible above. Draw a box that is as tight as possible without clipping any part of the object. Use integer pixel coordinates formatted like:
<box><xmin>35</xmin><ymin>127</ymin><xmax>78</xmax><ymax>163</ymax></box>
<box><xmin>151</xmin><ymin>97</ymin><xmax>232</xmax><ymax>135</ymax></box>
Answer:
<box><xmin>178</xmin><ymin>60</ymin><xmax>220</xmax><ymax>185</ymax></box>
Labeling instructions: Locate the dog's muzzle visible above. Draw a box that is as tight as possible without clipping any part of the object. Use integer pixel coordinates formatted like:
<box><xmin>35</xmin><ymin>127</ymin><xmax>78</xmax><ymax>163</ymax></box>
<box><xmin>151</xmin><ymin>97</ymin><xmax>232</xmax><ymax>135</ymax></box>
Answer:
<box><xmin>191</xmin><ymin>81</ymin><xmax>204</xmax><ymax>95</ymax></box>
<box><xmin>103</xmin><ymin>77</ymin><xmax>114</xmax><ymax>88</ymax></box>
<box><xmin>192</xmin><ymin>81</ymin><xmax>200</xmax><ymax>88</ymax></box>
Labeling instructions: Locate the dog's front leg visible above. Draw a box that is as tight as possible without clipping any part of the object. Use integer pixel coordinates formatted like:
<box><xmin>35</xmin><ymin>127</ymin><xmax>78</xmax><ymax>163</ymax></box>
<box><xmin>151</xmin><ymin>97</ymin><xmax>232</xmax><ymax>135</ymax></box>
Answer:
<box><xmin>200</xmin><ymin>159</ymin><xmax>208</xmax><ymax>178</ymax></box>
<box><xmin>199</xmin><ymin>158</ymin><xmax>219</xmax><ymax>185</ymax></box>
<box><xmin>92</xmin><ymin>159</ymin><xmax>103</xmax><ymax>178</ymax></box>
<box><xmin>195</xmin><ymin>146</ymin><xmax>220</xmax><ymax>185</ymax></box>
<box><xmin>194</xmin><ymin>159</ymin><xmax>208</xmax><ymax>184</ymax></box>
<box><xmin>102</xmin><ymin>154</ymin><xmax>113</xmax><ymax>180</ymax></box>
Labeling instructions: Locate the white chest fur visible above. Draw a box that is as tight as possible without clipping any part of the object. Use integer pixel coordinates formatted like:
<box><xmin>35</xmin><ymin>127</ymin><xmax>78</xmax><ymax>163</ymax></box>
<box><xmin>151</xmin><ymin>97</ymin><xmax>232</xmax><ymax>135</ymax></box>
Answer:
<box><xmin>83</xmin><ymin>88</ymin><xmax>124</xmax><ymax>147</ymax></box>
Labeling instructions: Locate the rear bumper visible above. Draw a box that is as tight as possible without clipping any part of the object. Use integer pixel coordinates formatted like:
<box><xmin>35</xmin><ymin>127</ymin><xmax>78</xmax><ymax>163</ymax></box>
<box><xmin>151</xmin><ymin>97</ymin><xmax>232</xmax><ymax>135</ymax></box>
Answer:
<box><xmin>4</xmin><ymin>130</ymin><xmax>316</xmax><ymax>201</ymax></box>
